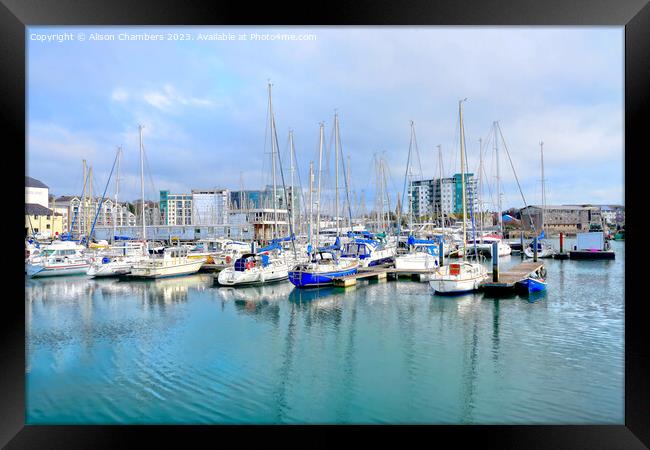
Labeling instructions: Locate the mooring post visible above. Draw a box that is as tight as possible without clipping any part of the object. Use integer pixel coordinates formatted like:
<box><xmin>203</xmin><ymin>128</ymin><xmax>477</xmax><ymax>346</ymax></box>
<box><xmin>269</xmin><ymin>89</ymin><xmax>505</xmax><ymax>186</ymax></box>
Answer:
<box><xmin>439</xmin><ymin>240</ymin><xmax>444</xmax><ymax>267</ymax></box>
<box><xmin>492</xmin><ymin>240</ymin><xmax>499</xmax><ymax>282</ymax></box>
<box><xmin>559</xmin><ymin>232</ymin><xmax>564</xmax><ymax>253</ymax></box>
<box><xmin>533</xmin><ymin>236</ymin><xmax>538</xmax><ymax>262</ymax></box>
<box><xmin>520</xmin><ymin>231</ymin><xmax>524</xmax><ymax>259</ymax></box>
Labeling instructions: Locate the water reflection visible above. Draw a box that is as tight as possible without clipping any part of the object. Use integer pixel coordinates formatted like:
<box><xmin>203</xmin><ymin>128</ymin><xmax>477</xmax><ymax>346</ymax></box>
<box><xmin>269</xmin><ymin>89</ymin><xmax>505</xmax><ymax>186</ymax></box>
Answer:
<box><xmin>25</xmin><ymin>249</ymin><xmax>624</xmax><ymax>424</ymax></box>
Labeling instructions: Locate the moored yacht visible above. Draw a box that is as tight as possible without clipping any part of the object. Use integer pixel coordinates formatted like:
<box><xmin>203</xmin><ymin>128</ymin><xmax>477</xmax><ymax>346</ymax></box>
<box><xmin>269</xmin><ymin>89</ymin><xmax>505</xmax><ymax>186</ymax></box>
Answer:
<box><xmin>216</xmin><ymin>247</ymin><xmax>289</xmax><ymax>286</ymax></box>
<box><xmin>129</xmin><ymin>246</ymin><xmax>205</xmax><ymax>279</ymax></box>
<box><xmin>26</xmin><ymin>240</ymin><xmax>90</xmax><ymax>278</ymax></box>
<box><xmin>394</xmin><ymin>236</ymin><xmax>440</xmax><ymax>270</ymax></box>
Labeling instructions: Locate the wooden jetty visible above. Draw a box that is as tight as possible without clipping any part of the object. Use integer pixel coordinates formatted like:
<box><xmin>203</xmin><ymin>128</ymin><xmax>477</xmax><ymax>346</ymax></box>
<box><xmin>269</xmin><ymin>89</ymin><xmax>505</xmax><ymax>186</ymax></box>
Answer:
<box><xmin>332</xmin><ymin>266</ymin><xmax>437</xmax><ymax>287</ymax></box>
<box><xmin>481</xmin><ymin>261</ymin><xmax>545</xmax><ymax>292</ymax></box>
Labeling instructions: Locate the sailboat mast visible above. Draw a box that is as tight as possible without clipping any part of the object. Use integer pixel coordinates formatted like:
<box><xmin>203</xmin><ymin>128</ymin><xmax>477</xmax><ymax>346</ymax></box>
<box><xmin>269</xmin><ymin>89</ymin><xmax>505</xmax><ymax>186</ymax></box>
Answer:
<box><xmin>334</xmin><ymin>112</ymin><xmax>340</xmax><ymax>237</ymax></box>
<box><xmin>268</xmin><ymin>83</ymin><xmax>278</xmax><ymax>240</ymax></box>
<box><xmin>138</xmin><ymin>124</ymin><xmax>146</xmax><ymax>244</ymax></box>
<box><xmin>459</xmin><ymin>99</ymin><xmax>468</xmax><ymax>256</ymax></box>
<box><xmin>495</xmin><ymin>121</ymin><xmax>503</xmax><ymax>236</ymax></box>
<box><xmin>308</xmin><ymin>161</ymin><xmax>314</xmax><ymax>246</ymax></box>
<box><xmin>80</xmin><ymin>159</ymin><xmax>86</xmax><ymax>239</ymax></box>
<box><xmin>88</xmin><ymin>166</ymin><xmax>93</xmax><ymax>238</ymax></box>
<box><xmin>316</xmin><ymin>123</ymin><xmax>324</xmax><ymax>247</ymax></box>
<box><xmin>478</xmin><ymin>138</ymin><xmax>483</xmax><ymax>238</ymax></box>
<box><xmin>438</xmin><ymin>145</ymin><xmax>445</xmax><ymax>233</ymax></box>
<box><xmin>289</xmin><ymin>130</ymin><xmax>295</xmax><ymax>238</ymax></box>
<box><xmin>113</xmin><ymin>146</ymin><xmax>121</xmax><ymax>243</ymax></box>
<box><xmin>540</xmin><ymin>140</ymin><xmax>545</xmax><ymax>233</ymax></box>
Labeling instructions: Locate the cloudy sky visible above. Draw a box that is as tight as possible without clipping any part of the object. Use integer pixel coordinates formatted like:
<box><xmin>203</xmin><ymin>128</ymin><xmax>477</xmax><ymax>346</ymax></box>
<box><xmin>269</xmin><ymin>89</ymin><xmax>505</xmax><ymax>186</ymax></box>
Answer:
<box><xmin>27</xmin><ymin>26</ymin><xmax>623</xmax><ymax>210</ymax></box>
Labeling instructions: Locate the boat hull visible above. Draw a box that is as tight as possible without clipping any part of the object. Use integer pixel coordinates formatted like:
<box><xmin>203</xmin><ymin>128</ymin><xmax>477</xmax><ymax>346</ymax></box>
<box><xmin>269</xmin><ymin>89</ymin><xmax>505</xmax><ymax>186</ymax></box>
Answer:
<box><xmin>523</xmin><ymin>247</ymin><xmax>555</xmax><ymax>258</ymax></box>
<box><xmin>394</xmin><ymin>254</ymin><xmax>439</xmax><ymax>271</ymax></box>
<box><xmin>216</xmin><ymin>266</ymin><xmax>289</xmax><ymax>286</ymax></box>
<box><xmin>87</xmin><ymin>262</ymin><xmax>133</xmax><ymax>277</ymax></box>
<box><xmin>516</xmin><ymin>277</ymin><xmax>547</xmax><ymax>294</ymax></box>
<box><xmin>27</xmin><ymin>263</ymin><xmax>90</xmax><ymax>278</ymax></box>
<box><xmin>288</xmin><ymin>266</ymin><xmax>358</xmax><ymax>288</ymax></box>
<box><xmin>429</xmin><ymin>275</ymin><xmax>486</xmax><ymax>294</ymax></box>
<box><xmin>129</xmin><ymin>260</ymin><xmax>204</xmax><ymax>279</ymax></box>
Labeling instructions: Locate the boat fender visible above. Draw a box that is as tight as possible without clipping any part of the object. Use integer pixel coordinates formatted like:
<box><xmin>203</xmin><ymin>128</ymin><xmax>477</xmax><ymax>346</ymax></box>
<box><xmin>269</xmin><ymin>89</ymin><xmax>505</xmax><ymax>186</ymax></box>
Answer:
<box><xmin>226</xmin><ymin>255</ymin><xmax>232</xmax><ymax>264</ymax></box>
<box><xmin>245</xmin><ymin>261</ymin><xmax>251</xmax><ymax>270</ymax></box>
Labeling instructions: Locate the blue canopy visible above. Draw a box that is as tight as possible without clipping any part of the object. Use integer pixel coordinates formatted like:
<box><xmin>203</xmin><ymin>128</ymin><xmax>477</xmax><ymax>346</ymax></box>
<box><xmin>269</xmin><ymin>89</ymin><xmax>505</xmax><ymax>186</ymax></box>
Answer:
<box><xmin>537</xmin><ymin>230</ymin><xmax>545</xmax><ymax>240</ymax></box>
<box><xmin>257</xmin><ymin>242</ymin><xmax>282</xmax><ymax>253</ymax></box>
<box><xmin>114</xmin><ymin>235</ymin><xmax>134</xmax><ymax>241</ymax></box>
<box><xmin>407</xmin><ymin>235</ymin><xmax>440</xmax><ymax>246</ymax></box>
<box><xmin>260</xmin><ymin>254</ymin><xmax>270</xmax><ymax>267</ymax></box>
<box><xmin>347</xmin><ymin>231</ymin><xmax>374</xmax><ymax>239</ymax></box>
<box><xmin>502</xmin><ymin>214</ymin><xmax>516</xmax><ymax>222</ymax></box>
<box><xmin>271</xmin><ymin>234</ymin><xmax>295</xmax><ymax>243</ymax></box>
<box><xmin>351</xmin><ymin>238</ymin><xmax>379</xmax><ymax>248</ymax></box>
<box><xmin>318</xmin><ymin>236</ymin><xmax>341</xmax><ymax>252</ymax></box>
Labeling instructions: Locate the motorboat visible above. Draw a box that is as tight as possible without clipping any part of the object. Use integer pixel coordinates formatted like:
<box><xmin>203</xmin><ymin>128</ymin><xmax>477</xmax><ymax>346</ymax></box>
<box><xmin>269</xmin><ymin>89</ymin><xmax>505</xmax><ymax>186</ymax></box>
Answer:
<box><xmin>129</xmin><ymin>246</ymin><xmax>206</xmax><ymax>279</ymax></box>
<box><xmin>26</xmin><ymin>240</ymin><xmax>90</xmax><ymax>278</ymax></box>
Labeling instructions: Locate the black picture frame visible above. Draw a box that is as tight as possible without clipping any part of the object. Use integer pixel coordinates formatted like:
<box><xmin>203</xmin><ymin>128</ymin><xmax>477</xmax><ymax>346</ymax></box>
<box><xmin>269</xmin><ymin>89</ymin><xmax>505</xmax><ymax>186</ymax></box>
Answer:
<box><xmin>3</xmin><ymin>0</ymin><xmax>647</xmax><ymax>447</ymax></box>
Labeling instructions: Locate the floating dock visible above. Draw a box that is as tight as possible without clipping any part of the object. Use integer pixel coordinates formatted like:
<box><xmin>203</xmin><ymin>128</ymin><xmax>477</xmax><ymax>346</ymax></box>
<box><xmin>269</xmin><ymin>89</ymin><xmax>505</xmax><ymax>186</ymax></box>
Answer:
<box><xmin>481</xmin><ymin>261</ymin><xmax>545</xmax><ymax>293</ymax></box>
<box><xmin>332</xmin><ymin>266</ymin><xmax>437</xmax><ymax>287</ymax></box>
<box><xmin>568</xmin><ymin>250</ymin><xmax>615</xmax><ymax>260</ymax></box>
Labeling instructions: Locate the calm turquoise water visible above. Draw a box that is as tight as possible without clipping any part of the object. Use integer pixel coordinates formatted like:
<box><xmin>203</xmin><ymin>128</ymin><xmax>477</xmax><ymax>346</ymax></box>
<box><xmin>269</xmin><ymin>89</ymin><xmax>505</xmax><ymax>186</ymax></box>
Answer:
<box><xmin>25</xmin><ymin>240</ymin><xmax>624</xmax><ymax>424</ymax></box>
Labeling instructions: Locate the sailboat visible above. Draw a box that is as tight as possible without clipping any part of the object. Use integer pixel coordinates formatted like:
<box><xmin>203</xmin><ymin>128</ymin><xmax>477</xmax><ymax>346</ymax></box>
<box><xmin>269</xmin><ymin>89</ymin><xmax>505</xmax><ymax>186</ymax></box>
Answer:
<box><xmin>394</xmin><ymin>121</ymin><xmax>439</xmax><ymax>270</ymax></box>
<box><xmin>129</xmin><ymin>125</ymin><xmax>205</xmax><ymax>278</ymax></box>
<box><xmin>217</xmin><ymin>83</ymin><xmax>293</xmax><ymax>286</ymax></box>
<box><xmin>289</xmin><ymin>115</ymin><xmax>360</xmax><ymax>288</ymax></box>
<box><xmin>394</xmin><ymin>235</ymin><xmax>440</xmax><ymax>270</ymax></box>
<box><xmin>524</xmin><ymin>141</ymin><xmax>555</xmax><ymax>258</ymax></box>
<box><xmin>87</xmin><ymin>146</ymin><xmax>148</xmax><ymax>277</ymax></box>
<box><xmin>429</xmin><ymin>99</ymin><xmax>489</xmax><ymax>294</ymax></box>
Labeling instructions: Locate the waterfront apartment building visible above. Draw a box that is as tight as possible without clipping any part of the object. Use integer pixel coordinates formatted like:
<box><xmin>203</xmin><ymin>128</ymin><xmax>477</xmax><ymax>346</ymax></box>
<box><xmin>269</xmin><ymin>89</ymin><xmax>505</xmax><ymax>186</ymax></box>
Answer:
<box><xmin>191</xmin><ymin>188</ymin><xmax>229</xmax><ymax>225</ymax></box>
<box><xmin>409</xmin><ymin>173</ymin><xmax>478</xmax><ymax>218</ymax></box>
<box><xmin>229</xmin><ymin>185</ymin><xmax>295</xmax><ymax>211</ymax></box>
<box><xmin>54</xmin><ymin>196</ymin><xmax>137</xmax><ymax>235</ymax></box>
<box><xmin>159</xmin><ymin>191</ymin><xmax>193</xmax><ymax>226</ymax></box>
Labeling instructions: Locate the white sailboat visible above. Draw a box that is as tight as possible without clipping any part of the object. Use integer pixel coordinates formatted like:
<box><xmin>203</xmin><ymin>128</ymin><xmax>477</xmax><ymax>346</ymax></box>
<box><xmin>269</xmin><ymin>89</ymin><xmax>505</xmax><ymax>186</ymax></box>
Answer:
<box><xmin>395</xmin><ymin>122</ymin><xmax>439</xmax><ymax>271</ymax></box>
<box><xmin>87</xmin><ymin>146</ymin><xmax>149</xmax><ymax>277</ymax></box>
<box><xmin>217</xmin><ymin>82</ymin><xmax>292</xmax><ymax>286</ymax></box>
<box><xmin>128</xmin><ymin>125</ymin><xmax>205</xmax><ymax>278</ymax></box>
<box><xmin>524</xmin><ymin>141</ymin><xmax>555</xmax><ymax>258</ymax></box>
<box><xmin>429</xmin><ymin>99</ymin><xmax>488</xmax><ymax>294</ymax></box>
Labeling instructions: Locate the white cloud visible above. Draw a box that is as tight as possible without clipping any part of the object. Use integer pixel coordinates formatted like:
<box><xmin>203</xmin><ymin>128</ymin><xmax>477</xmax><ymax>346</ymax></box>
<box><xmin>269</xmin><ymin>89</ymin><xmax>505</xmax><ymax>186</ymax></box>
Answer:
<box><xmin>142</xmin><ymin>84</ymin><xmax>213</xmax><ymax>112</ymax></box>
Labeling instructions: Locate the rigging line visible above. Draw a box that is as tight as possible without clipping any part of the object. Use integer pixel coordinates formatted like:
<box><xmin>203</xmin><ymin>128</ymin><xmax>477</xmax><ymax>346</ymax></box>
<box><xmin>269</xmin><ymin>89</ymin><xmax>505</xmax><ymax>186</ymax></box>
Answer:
<box><xmin>496</xmin><ymin>122</ymin><xmax>536</xmax><ymax>233</ymax></box>
<box><xmin>338</xmin><ymin>120</ymin><xmax>354</xmax><ymax>230</ymax></box>
<box><xmin>271</xmin><ymin>114</ymin><xmax>297</xmax><ymax>256</ymax></box>
<box><xmin>142</xmin><ymin>144</ymin><xmax>162</xmax><ymax>225</ymax></box>
<box><xmin>401</xmin><ymin>124</ymin><xmax>413</xmax><ymax>219</ymax></box>
<box><xmin>89</xmin><ymin>151</ymin><xmax>119</xmax><ymax>243</ymax></box>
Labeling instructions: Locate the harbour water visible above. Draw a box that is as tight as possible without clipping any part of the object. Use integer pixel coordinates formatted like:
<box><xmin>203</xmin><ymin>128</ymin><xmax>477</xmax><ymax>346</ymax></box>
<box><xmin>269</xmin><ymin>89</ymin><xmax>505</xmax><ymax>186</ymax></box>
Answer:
<box><xmin>25</xmin><ymin>239</ymin><xmax>624</xmax><ymax>424</ymax></box>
